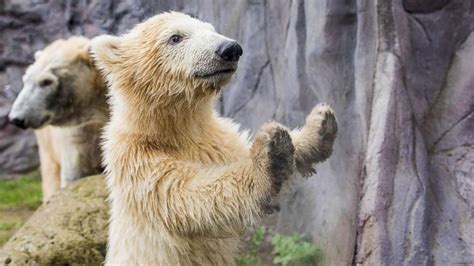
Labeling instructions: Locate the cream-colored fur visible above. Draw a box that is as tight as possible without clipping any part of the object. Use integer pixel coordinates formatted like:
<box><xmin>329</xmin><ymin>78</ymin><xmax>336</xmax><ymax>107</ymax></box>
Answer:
<box><xmin>35</xmin><ymin>121</ymin><xmax>104</xmax><ymax>200</ymax></box>
<box><xmin>9</xmin><ymin>37</ymin><xmax>108</xmax><ymax>200</ymax></box>
<box><xmin>90</xmin><ymin>12</ymin><xmax>337</xmax><ymax>265</ymax></box>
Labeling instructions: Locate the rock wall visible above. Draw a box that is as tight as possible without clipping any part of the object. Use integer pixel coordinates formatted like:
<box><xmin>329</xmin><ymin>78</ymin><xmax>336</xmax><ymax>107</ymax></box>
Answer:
<box><xmin>0</xmin><ymin>0</ymin><xmax>472</xmax><ymax>264</ymax></box>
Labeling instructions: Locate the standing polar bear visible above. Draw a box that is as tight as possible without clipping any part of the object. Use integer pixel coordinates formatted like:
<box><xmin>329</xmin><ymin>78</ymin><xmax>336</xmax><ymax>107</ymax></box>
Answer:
<box><xmin>91</xmin><ymin>12</ymin><xmax>337</xmax><ymax>265</ymax></box>
<box><xmin>8</xmin><ymin>37</ymin><xmax>108</xmax><ymax>200</ymax></box>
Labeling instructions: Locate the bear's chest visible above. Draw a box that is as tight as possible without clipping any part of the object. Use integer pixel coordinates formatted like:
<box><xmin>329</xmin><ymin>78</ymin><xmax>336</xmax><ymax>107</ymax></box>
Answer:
<box><xmin>174</xmin><ymin>131</ymin><xmax>250</xmax><ymax>165</ymax></box>
<box><xmin>182</xmin><ymin>140</ymin><xmax>248</xmax><ymax>165</ymax></box>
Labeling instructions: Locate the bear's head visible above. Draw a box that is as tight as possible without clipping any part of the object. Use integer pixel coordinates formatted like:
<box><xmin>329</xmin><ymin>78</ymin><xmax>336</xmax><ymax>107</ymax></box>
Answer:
<box><xmin>8</xmin><ymin>37</ymin><xmax>105</xmax><ymax>129</ymax></box>
<box><xmin>90</xmin><ymin>12</ymin><xmax>242</xmax><ymax>108</ymax></box>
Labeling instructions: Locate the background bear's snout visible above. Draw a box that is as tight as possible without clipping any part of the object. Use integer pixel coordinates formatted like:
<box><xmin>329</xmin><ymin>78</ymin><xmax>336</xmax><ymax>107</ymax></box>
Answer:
<box><xmin>215</xmin><ymin>41</ymin><xmax>243</xmax><ymax>62</ymax></box>
<box><xmin>8</xmin><ymin>116</ymin><xmax>27</xmax><ymax>129</ymax></box>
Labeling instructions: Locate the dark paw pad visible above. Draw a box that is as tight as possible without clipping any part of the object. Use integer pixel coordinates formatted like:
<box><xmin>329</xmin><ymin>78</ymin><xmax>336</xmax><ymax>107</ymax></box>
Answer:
<box><xmin>319</xmin><ymin>110</ymin><xmax>337</xmax><ymax>139</ymax></box>
<box><xmin>267</xmin><ymin>127</ymin><xmax>295</xmax><ymax>193</ymax></box>
<box><xmin>317</xmin><ymin>110</ymin><xmax>337</xmax><ymax>161</ymax></box>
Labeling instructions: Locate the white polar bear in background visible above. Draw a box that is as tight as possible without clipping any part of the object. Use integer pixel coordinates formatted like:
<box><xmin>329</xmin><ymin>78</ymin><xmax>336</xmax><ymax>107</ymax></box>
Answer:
<box><xmin>8</xmin><ymin>37</ymin><xmax>108</xmax><ymax>200</ymax></box>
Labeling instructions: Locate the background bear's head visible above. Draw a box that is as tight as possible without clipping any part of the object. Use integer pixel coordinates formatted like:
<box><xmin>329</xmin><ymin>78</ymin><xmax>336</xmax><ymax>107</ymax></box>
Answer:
<box><xmin>8</xmin><ymin>37</ymin><xmax>105</xmax><ymax>129</ymax></box>
<box><xmin>90</xmin><ymin>12</ymin><xmax>243</xmax><ymax>107</ymax></box>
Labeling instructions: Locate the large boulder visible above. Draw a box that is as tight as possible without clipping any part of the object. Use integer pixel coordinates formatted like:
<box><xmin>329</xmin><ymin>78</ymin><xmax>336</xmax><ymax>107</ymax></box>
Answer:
<box><xmin>0</xmin><ymin>0</ymin><xmax>472</xmax><ymax>264</ymax></box>
<box><xmin>0</xmin><ymin>175</ymin><xmax>107</xmax><ymax>265</ymax></box>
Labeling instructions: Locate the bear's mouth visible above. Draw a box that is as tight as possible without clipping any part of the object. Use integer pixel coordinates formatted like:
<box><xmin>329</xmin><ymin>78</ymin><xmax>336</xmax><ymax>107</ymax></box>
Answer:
<box><xmin>195</xmin><ymin>68</ymin><xmax>236</xmax><ymax>79</ymax></box>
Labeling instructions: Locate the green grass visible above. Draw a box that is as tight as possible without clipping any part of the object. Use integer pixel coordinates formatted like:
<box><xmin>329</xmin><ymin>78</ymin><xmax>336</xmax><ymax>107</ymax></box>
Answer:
<box><xmin>272</xmin><ymin>233</ymin><xmax>323</xmax><ymax>266</ymax></box>
<box><xmin>0</xmin><ymin>171</ymin><xmax>42</xmax><ymax>210</ymax></box>
<box><xmin>236</xmin><ymin>226</ymin><xmax>266</xmax><ymax>266</ymax></box>
<box><xmin>236</xmin><ymin>226</ymin><xmax>323</xmax><ymax>266</ymax></box>
<box><xmin>0</xmin><ymin>170</ymin><xmax>42</xmax><ymax>246</ymax></box>
<box><xmin>0</xmin><ymin>218</ymin><xmax>23</xmax><ymax>231</ymax></box>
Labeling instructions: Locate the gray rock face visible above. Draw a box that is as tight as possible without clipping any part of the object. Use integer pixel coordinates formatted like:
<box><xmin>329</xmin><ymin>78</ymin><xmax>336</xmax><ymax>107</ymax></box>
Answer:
<box><xmin>0</xmin><ymin>74</ymin><xmax>38</xmax><ymax>177</ymax></box>
<box><xmin>0</xmin><ymin>0</ymin><xmax>472</xmax><ymax>264</ymax></box>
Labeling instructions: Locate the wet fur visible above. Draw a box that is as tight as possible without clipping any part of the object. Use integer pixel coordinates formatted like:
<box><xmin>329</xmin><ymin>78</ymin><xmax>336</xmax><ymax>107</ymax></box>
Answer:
<box><xmin>90</xmin><ymin>12</ymin><xmax>336</xmax><ymax>265</ymax></box>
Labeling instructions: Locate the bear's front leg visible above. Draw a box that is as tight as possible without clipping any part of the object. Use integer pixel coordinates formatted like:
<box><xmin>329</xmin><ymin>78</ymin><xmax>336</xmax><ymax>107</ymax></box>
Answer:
<box><xmin>291</xmin><ymin>103</ymin><xmax>338</xmax><ymax>177</ymax></box>
<box><xmin>145</xmin><ymin>122</ymin><xmax>295</xmax><ymax>237</ymax></box>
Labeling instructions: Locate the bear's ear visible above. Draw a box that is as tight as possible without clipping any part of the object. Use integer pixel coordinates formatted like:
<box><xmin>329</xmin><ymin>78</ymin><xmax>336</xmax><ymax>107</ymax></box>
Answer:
<box><xmin>34</xmin><ymin>50</ymin><xmax>43</xmax><ymax>60</ymax></box>
<box><xmin>89</xmin><ymin>35</ymin><xmax>122</xmax><ymax>72</ymax></box>
<box><xmin>78</xmin><ymin>49</ymin><xmax>92</xmax><ymax>69</ymax></box>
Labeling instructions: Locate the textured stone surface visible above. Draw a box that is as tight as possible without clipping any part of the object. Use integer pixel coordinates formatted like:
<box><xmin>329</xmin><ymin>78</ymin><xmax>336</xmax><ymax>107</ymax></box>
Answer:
<box><xmin>0</xmin><ymin>175</ymin><xmax>108</xmax><ymax>265</ymax></box>
<box><xmin>0</xmin><ymin>80</ymin><xmax>38</xmax><ymax>177</ymax></box>
<box><xmin>355</xmin><ymin>1</ymin><xmax>473</xmax><ymax>265</ymax></box>
<box><xmin>0</xmin><ymin>0</ymin><xmax>472</xmax><ymax>264</ymax></box>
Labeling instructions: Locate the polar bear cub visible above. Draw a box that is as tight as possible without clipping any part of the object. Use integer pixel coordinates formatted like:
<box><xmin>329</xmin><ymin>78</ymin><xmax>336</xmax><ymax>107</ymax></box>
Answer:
<box><xmin>90</xmin><ymin>12</ymin><xmax>337</xmax><ymax>265</ymax></box>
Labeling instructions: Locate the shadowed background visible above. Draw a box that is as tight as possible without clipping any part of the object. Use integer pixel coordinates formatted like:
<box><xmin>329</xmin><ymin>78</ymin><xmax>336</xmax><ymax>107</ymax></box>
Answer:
<box><xmin>0</xmin><ymin>0</ymin><xmax>472</xmax><ymax>264</ymax></box>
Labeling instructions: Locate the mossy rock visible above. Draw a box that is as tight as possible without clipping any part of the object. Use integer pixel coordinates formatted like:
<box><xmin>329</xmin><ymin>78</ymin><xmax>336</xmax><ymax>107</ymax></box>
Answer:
<box><xmin>0</xmin><ymin>175</ymin><xmax>108</xmax><ymax>266</ymax></box>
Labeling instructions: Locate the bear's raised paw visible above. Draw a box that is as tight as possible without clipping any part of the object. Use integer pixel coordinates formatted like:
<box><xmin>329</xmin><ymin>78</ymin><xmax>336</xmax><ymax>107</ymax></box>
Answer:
<box><xmin>295</xmin><ymin>103</ymin><xmax>338</xmax><ymax>177</ymax></box>
<box><xmin>311</xmin><ymin>103</ymin><xmax>337</xmax><ymax>141</ymax></box>
<box><xmin>251</xmin><ymin>122</ymin><xmax>295</xmax><ymax>194</ymax></box>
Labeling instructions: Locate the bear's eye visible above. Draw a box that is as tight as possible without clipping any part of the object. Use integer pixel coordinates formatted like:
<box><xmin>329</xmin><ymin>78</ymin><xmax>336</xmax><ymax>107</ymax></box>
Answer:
<box><xmin>169</xmin><ymin>34</ymin><xmax>183</xmax><ymax>45</ymax></box>
<box><xmin>39</xmin><ymin>79</ymin><xmax>53</xmax><ymax>88</ymax></box>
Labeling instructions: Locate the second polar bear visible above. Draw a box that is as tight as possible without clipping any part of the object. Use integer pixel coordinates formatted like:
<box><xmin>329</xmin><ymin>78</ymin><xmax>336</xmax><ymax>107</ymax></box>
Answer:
<box><xmin>91</xmin><ymin>12</ymin><xmax>337</xmax><ymax>265</ymax></box>
<box><xmin>9</xmin><ymin>37</ymin><xmax>108</xmax><ymax>200</ymax></box>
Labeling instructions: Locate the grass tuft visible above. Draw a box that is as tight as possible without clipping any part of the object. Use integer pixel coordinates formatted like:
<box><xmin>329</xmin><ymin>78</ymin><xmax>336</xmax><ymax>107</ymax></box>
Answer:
<box><xmin>236</xmin><ymin>226</ymin><xmax>323</xmax><ymax>266</ymax></box>
<box><xmin>272</xmin><ymin>233</ymin><xmax>322</xmax><ymax>266</ymax></box>
<box><xmin>0</xmin><ymin>171</ymin><xmax>42</xmax><ymax>210</ymax></box>
<box><xmin>0</xmin><ymin>170</ymin><xmax>42</xmax><ymax>246</ymax></box>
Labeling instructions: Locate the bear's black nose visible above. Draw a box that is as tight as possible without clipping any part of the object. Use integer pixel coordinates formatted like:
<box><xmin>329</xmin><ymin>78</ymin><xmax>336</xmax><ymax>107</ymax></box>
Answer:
<box><xmin>216</xmin><ymin>41</ymin><xmax>243</xmax><ymax>62</ymax></box>
<box><xmin>9</xmin><ymin>117</ymin><xmax>27</xmax><ymax>129</ymax></box>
